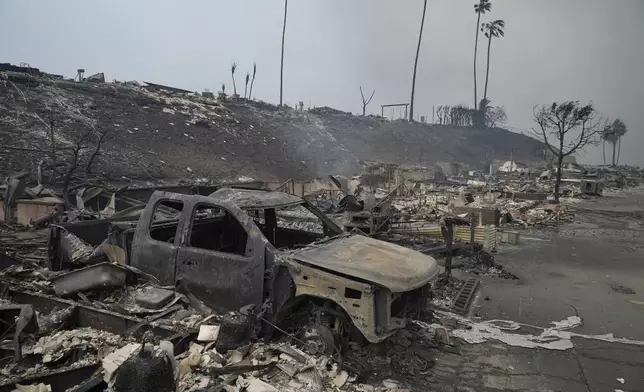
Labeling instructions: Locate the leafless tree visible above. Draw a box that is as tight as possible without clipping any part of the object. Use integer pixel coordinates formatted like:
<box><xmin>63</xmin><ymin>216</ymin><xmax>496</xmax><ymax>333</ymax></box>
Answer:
<box><xmin>4</xmin><ymin>82</ymin><xmax>109</xmax><ymax>206</ymax></box>
<box><xmin>244</xmin><ymin>72</ymin><xmax>250</xmax><ymax>99</ymax></box>
<box><xmin>231</xmin><ymin>62</ymin><xmax>238</xmax><ymax>96</ymax></box>
<box><xmin>248</xmin><ymin>62</ymin><xmax>257</xmax><ymax>100</ymax></box>
<box><xmin>485</xmin><ymin>104</ymin><xmax>507</xmax><ymax>127</ymax></box>
<box><xmin>532</xmin><ymin>101</ymin><xmax>602</xmax><ymax>202</ymax></box>
<box><xmin>450</xmin><ymin>105</ymin><xmax>474</xmax><ymax>126</ymax></box>
<box><xmin>409</xmin><ymin>0</ymin><xmax>428</xmax><ymax>122</ymax></box>
<box><xmin>359</xmin><ymin>86</ymin><xmax>376</xmax><ymax>116</ymax></box>
<box><xmin>436</xmin><ymin>105</ymin><xmax>445</xmax><ymax>124</ymax></box>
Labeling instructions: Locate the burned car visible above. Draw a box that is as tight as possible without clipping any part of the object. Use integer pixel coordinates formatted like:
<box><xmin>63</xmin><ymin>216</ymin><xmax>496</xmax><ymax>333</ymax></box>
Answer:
<box><xmin>105</xmin><ymin>188</ymin><xmax>439</xmax><ymax>345</ymax></box>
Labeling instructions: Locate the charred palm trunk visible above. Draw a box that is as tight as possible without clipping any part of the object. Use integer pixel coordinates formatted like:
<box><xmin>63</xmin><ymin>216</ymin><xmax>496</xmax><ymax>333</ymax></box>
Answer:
<box><xmin>280</xmin><ymin>0</ymin><xmax>288</xmax><ymax>106</ymax></box>
<box><xmin>483</xmin><ymin>32</ymin><xmax>492</xmax><ymax>100</ymax></box>
<box><xmin>409</xmin><ymin>0</ymin><xmax>428</xmax><ymax>122</ymax></box>
<box><xmin>602</xmin><ymin>140</ymin><xmax>606</xmax><ymax>165</ymax></box>
<box><xmin>474</xmin><ymin>12</ymin><xmax>482</xmax><ymax>108</ymax></box>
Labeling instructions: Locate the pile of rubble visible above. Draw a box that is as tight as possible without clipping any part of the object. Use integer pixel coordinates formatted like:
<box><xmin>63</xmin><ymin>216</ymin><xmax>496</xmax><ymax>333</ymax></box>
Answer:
<box><xmin>0</xmin><ymin>262</ymin><xmax>418</xmax><ymax>392</ymax></box>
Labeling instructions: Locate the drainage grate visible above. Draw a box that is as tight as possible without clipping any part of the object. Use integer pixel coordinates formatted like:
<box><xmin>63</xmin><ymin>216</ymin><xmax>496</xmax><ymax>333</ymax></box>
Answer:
<box><xmin>452</xmin><ymin>278</ymin><xmax>480</xmax><ymax>314</ymax></box>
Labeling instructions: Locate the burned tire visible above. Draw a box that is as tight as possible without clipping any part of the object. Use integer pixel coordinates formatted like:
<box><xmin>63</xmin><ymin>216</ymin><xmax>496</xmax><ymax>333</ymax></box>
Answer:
<box><xmin>113</xmin><ymin>348</ymin><xmax>175</xmax><ymax>392</ymax></box>
<box><xmin>300</xmin><ymin>324</ymin><xmax>336</xmax><ymax>356</ymax></box>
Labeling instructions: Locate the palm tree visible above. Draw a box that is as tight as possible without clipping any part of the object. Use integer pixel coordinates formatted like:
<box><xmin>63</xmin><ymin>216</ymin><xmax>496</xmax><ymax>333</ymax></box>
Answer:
<box><xmin>248</xmin><ymin>62</ymin><xmax>257</xmax><ymax>100</ymax></box>
<box><xmin>409</xmin><ymin>0</ymin><xmax>428</xmax><ymax>122</ymax></box>
<box><xmin>612</xmin><ymin>119</ymin><xmax>627</xmax><ymax>165</ymax></box>
<box><xmin>478</xmin><ymin>97</ymin><xmax>491</xmax><ymax>126</ymax></box>
<box><xmin>602</xmin><ymin>130</ymin><xmax>607</xmax><ymax>165</ymax></box>
<box><xmin>602</xmin><ymin>119</ymin><xmax>627</xmax><ymax>166</ymax></box>
<box><xmin>244</xmin><ymin>72</ymin><xmax>250</xmax><ymax>99</ymax></box>
<box><xmin>481</xmin><ymin>19</ymin><xmax>505</xmax><ymax>101</ymax></box>
<box><xmin>280</xmin><ymin>0</ymin><xmax>288</xmax><ymax>106</ymax></box>
<box><xmin>473</xmin><ymin>0</ymin><xmax>492</xmax><ymax>108</ymax></box>
<box><xmin>231</xmin><ymin>62</ymin><xmax>238</xmax><ymax>96</ymax></box>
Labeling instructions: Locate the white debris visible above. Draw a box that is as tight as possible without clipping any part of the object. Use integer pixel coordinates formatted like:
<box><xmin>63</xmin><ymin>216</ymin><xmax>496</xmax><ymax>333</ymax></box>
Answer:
<box><xmin>617</xmin><ymin>378</ymin><xmax>625</xmax><ymax>384</ymax></box>
<box><xmin>227</xmin><ymin>349</ymin><xmax>244</xmax><ymax>364</ymax></box>
<box><xmin>551</xmin><ymin>316</ymin><xmax>582</xmax><ymax>330</ymax></box>
<box><xmin>435</xmin><ymin>311</ymin><xmax>644</xmax><ymax>351</ymax></box>
<box><xmin>246</xmin><ymin>378</ymin><xmax>278</xmax><ymax>392</ymax></box>
<box><xmin>382</xmin><ymin>379</ymin><xmax>400</xmax><ymax>388</ymax></box>
<box><xmin>14</xmin><ymin>384</ymin><xmax>51</xmax><ymax>392</ymax></box>
<box><xmin>197</xmin><ymin>325</ymin><xmax>221</xmax><ymax>342</ymax></box>
<box><xmin>333</xmin><ymin>371</ymin><xmax>349</xmax><ymax>388</ymax></box>
<box><xmin>189</xmin><ymin>343</ymin><xmax>205</xmax><ymax>354</ymax></box>
<box><xmin>102</xmin><ymin>343</ymin><xmax>142</xmax><ymax>383</ymax></box>
<box><xmin>178</xmin><ymin>351</ymin><xmax>202</xmax><ymax>377</ymax></box>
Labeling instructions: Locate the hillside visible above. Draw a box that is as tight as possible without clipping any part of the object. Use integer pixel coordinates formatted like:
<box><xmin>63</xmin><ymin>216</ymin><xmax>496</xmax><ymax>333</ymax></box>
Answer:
<box><xmin>0</xmin><ymin>72</ymin><xmax>546</xmax><ymax>182</ymax></box>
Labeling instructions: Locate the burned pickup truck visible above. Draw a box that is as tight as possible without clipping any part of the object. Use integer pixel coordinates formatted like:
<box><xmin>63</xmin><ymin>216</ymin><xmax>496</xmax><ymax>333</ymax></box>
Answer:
<box><xmin>52</xmin><ymin>188</ymin><xmax>440</xmax><ymax>345</ymax></box>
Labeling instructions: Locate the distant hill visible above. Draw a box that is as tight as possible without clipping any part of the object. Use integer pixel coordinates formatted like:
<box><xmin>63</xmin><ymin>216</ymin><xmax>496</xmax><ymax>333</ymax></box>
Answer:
<box><xmin>0</xmin><ymin>72</ymin><xmax>546</xmax><ymax>182</ymax></box>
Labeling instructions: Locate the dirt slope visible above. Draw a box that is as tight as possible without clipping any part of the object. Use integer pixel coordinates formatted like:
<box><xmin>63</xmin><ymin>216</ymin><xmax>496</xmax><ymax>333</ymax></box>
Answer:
<box><xmin>0</xmin><ymin>74</ymin><xmax>545</xmax><ymax>182</ymax></box>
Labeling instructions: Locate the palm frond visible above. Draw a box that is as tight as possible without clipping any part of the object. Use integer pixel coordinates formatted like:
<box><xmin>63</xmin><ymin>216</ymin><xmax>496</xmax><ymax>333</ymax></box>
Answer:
<box><xmin>231</xmin><ymin>62</ymin><xmax>238</xmax><ymax>74</ymax></box>
<box><xmin>475</xmin><ymin>0</ymin><xmax>492</xmax><ymax>13</ymax></box>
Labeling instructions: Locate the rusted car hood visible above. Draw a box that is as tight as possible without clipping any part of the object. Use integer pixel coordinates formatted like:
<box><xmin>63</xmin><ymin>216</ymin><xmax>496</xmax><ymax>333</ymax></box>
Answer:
<box><xmin>291</xmin><ymin>235</ymin><xmax>439</xmax><ymax>292</ymax></box>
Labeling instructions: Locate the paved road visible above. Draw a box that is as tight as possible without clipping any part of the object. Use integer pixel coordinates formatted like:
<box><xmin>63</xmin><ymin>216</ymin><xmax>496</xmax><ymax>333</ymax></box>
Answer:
<box><xmin>428</xmin><ymin>338</ymin><xmax>642</xmax><ymax>392</ymax></box>
<box><xmin>427</xmin><ymin>189</ymin><xmax>644</xmax><ymax>391</ymax></box>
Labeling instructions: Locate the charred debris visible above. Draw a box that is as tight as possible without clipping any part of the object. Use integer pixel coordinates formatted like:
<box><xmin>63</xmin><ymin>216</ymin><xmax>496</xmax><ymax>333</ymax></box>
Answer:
<box><xmin>0</xmin><ymin>162</ymin><xmax>641</xmax><ymax>391</ymax></box>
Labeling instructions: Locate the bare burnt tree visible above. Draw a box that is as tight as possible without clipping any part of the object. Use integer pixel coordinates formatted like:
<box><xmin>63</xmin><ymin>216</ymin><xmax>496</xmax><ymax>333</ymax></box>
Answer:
<box><xmin>359</xmin><ymin>87</ymin><xmax>376</xmax><ymax>116</ymax></box>
<box><xmin>485</xmin><ymin>105</ymin><xmax>507</xmax><ymax>127</ymax></box>
<box><xmin>450</xmin><ymin>105</ymin><xmax>474</xmax><ymax>126</ymax></box>
<box><xmin>436</xmin><ymin>104</ymin><xmax>483</xmax><ymax>126</ymax></box>
<box><xmin>4</xmin><ymin>82</ymin><xmax>109</xmax><ymax>207</ymax></box>
<box><xmin>244</xmin><ymin>72</ymin><xmax>250</xmax><ymax>99</ymax></box>
<box><xmin>231</xmin><ymin>62</ymin><xmax>238</xmax><ymax>96</ymax></box>
<box><xmin>532</xmin><ymin>101</ymin><xmax>602</xmax><ymax>202</ymax></box>
<box><xmin>248</xmin><ymin>62</ymin><xmax>257</xmax><ymax>100</ymax></box>
<box><xmin>436</xmin><ymin>105</ymin><xmax>445</xmax><ymax>124</ymax></box>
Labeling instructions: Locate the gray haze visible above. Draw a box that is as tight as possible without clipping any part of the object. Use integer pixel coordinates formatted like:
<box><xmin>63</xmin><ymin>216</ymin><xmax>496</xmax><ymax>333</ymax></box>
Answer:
<box><xmin>1</xmin><ymin>0</ymin><xmax>643</xmax><ymax>165</ymax></box>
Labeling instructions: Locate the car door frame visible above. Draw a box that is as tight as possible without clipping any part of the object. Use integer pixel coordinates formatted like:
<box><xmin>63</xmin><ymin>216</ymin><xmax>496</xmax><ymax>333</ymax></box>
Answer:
<box><xmin>174</xmin><ymin>195</ymin><xmax>267</xmax><ymax>313</ymax></box>
<box><xmin>131</xmin><ymin>191</ymin><xmax>190</xmax><ymax>285</ymax></box>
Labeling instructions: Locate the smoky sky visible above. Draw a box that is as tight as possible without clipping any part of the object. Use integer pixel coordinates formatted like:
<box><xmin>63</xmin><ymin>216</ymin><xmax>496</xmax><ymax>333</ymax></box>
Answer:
<box><xmin>1</xmin><ymin>0</ymin><xmax>643</xmax><ymax>166</ymax></box>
